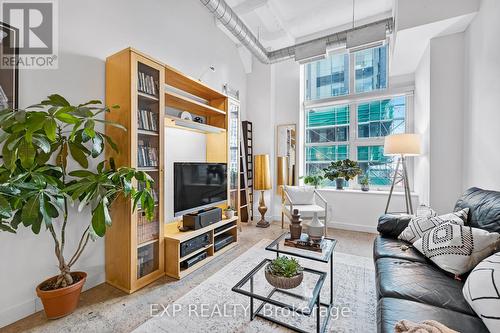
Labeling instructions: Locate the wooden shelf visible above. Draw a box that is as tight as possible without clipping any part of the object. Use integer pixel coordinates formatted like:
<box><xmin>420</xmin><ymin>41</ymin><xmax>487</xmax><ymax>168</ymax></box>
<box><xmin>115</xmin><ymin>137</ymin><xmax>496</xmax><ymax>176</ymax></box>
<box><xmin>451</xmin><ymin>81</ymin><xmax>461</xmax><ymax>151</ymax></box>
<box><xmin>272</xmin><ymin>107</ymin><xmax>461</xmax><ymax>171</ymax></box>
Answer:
<box><xmin>165</xmin><ymin>216</ymin><xmax>237</xmax><ymax>242</ymax></box>
<box><xmin>138</xmin><ymin>129</ymin><xmax>159</xmax><ymax>136</ymax></box>
<box><xmin>214</xmin><ymin>225</ymin><xmax>237</xmax><ymax>237</ymax></box>
<box><xmin>164</xmin><ymin>115</ymin><xmax>225</xmax><ymax>134</ymax></box>
<box><xmin>165</xmin><ymin>65</ymin><xmax>226</xmax><ymax>101</ymax></box>
<box><xmin>165</xmin><ymin>91</ymin><xmax>225</xmax><ymax>117</ymax></box>
<box><xmin>213</xmin><ymin>241</ymin><xmax>237</xmax><ymax>255</ymax></box>
<box><xmin>138</xmin><ymin>91</ymin><xmax>159</xmax><ymax>101</ymax></box>
<box><xmin>137</xmin><ymin>167</ymin><xmax>159</xmax><ymax>172</ymax></box>
<box><xmin>137</xmin><ymin>238</ymin><xmax>159</xmax><ymax>248</ymax></box>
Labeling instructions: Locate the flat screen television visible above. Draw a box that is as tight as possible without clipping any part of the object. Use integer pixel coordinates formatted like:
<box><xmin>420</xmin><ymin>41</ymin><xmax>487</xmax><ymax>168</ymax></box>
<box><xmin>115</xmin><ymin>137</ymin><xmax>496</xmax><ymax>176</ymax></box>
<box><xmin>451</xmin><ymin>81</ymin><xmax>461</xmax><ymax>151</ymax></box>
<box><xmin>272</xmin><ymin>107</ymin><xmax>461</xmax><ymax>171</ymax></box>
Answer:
<box><xmin>174</xmin><ymin>162</ymin><xmax>227</xmax><ymax>217</ymax></box>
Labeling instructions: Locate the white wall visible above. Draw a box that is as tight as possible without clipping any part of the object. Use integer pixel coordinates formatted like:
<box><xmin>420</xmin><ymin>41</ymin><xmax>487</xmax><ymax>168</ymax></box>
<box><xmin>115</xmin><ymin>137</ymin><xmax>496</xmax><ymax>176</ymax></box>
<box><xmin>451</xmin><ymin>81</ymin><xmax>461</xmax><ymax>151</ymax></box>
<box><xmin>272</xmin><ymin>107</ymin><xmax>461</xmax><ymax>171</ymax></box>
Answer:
<box><xmin>246</xmin><ymin>60</ymin><xmax>276</xmax><ymax>219</ymax></box>
<box><xmin>413</xmin><ymin>32</ymin><xmax>466</xmax><ymax>213</ymax></box>
<box><xmin>0</xmin><ymin>0</ymin><xmax>247</xmax><ymax>327</ymax></box>
<box><xmin>463</xmin><ymin>0</ymin><xmax>500</xmax><ymax>191</ymax></box>
<box><xmin>429</xmin><ymin>33</ymin><xmax>465</xmax><ymax>213</ymax></box>
<box><xmin>165</xmin><ymin>128</ymin><xmax>207</xmax><ymax>222</ymax></box>
<box><xmin>414</xmin><ymin>45</ymin><xmax>431</xmax><ymax>206</ymax></box>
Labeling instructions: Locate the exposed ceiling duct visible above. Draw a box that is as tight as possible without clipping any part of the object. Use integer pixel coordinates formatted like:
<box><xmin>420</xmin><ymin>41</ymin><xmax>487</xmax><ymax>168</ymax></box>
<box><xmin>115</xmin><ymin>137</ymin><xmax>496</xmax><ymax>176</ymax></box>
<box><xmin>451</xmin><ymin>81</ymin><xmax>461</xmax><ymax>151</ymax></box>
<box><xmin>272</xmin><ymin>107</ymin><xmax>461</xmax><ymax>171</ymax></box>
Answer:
<box><xmin>199</xmin><ymin>0</ymin><xmax>393</xmax><ymax>64</ymax></box>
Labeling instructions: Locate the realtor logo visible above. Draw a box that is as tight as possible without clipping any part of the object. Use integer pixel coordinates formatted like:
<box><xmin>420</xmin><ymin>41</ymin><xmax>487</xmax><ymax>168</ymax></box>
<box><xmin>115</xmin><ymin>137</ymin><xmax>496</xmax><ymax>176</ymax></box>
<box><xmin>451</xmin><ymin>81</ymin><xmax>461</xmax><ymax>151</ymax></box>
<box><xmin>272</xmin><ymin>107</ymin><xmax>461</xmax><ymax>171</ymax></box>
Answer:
<box><xmin>1</xmin><ymin>0</ymin><xmax>58</xmax><ymax>69</ymax></box>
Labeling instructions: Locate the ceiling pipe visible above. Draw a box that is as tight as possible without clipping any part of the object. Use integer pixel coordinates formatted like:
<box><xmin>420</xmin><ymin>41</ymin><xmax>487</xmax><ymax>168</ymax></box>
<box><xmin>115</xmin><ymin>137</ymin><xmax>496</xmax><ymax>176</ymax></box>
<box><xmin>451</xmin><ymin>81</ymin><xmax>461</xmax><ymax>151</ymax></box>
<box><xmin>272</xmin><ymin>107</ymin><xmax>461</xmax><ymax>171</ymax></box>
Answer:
<box><xmin>200</xmin><ymin>0</ymin><xmax>393</xmax><ymax>64</ymax></box>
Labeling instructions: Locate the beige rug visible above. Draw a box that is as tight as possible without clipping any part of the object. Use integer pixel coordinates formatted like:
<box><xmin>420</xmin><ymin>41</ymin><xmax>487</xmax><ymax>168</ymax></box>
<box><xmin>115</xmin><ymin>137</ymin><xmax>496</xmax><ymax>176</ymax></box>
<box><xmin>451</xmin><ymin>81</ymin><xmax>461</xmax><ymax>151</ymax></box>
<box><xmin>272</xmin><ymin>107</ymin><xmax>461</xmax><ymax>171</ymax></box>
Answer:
<box><xmin>134</xmin><ymin>239</ymin><xmax>376</xmax><ymax>333</ymax></box>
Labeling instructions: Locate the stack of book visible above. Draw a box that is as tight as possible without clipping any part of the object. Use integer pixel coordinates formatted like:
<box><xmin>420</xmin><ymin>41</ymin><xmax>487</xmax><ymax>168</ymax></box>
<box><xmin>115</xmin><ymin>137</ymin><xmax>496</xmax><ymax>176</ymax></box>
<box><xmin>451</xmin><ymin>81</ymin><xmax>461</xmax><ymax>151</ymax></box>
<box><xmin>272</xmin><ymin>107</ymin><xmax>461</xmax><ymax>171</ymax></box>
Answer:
<box><xmin>138</xmin><ymin>109</ymin><xmax>158</xmax><ymax>132</ymax></box>
<box><xmin>137</xmin><ymin>140</ymin><xmax>159</xmax><ymax>167</ymax></box>
<box><xmin>137</xmin><ymin>209</ymin><xmax>159</xmax><ymax>245</ymax></box>
<box><xmin>137</xmin><ymin>71</ymin><xmax>157</xmax><ymax>96</ymax></box>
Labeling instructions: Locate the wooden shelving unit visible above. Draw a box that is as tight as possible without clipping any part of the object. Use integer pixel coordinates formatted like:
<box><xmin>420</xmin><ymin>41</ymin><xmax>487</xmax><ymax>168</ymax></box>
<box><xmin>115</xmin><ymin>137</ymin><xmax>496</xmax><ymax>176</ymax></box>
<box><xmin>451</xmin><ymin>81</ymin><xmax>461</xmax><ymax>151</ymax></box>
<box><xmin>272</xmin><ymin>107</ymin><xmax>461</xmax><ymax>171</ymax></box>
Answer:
<box><xmin>105</xmin><ymin>47</ymin><xmax>238</xmax><ymax>289</ymax></box>
<box><xmin>242</xmin><ymin>121</ymin><xmax>254</xmax><ymax>221</ymax></box>
<box><xmin>164</xmin><ymin>217</ymin><xmax>238</xmax><ymax>279</ymax></box>
<box><xmin>105</xmin><ymin>48</ymin><xmax>165</xmax><ymax>294</ymax></box>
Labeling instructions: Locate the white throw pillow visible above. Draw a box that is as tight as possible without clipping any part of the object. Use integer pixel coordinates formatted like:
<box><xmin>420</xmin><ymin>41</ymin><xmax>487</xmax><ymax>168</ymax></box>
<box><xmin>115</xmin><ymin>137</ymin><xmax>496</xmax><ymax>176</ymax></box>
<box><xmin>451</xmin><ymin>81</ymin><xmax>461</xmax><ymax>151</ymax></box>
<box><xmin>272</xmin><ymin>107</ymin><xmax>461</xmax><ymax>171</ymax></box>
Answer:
<box><xmin>398</xmin><ymin>208</ymin><xmax>469</xmax><ymax>243</ymax></box>
<box><xmin>414</xmin><ymin>223</ymin><xmax>500</xmax><ymax>276</ymax></box>
<box><xmin>463</xmin><ymin>252</ymin><xmax>500</xmax><ymax>333</ymax></box>
<box><xmin>284</xmin><ymin>186</ymin><xmax>315</xmax><ymax>205</ymax></box>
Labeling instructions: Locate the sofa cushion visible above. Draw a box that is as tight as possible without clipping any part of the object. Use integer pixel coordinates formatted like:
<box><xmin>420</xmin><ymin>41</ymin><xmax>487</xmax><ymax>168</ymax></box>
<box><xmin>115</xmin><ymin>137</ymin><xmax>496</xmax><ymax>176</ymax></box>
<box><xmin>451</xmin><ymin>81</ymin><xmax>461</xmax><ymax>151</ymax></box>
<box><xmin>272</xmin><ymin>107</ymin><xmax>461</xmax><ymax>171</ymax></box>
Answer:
<box><xmin>377</xmin><ymin>214</ymin><xmax>412</xmax><ymax>238</ymax></box>
<box><xmin>378</xmin><ymin>297</ymin><xmax>489</xmax><ymax>333</ymax></box>
<box><xmin>413</xmin><ymin>223</ymin><xmax>500</xmax><ymax>276</ymax></box>
<box><xmin>373</xmin><ymin>236</ymin><xmax>427</xmax><ymax>263</ymax></box>
<box><xmin>398</xmin><ymin>208</ymin><xmax>469</xmax><ymax>243</ymax></box>
<box><xmin>463</xmin><ymin>252</ymin><xmax>500</xmax><ymax>333</ymax></box>
<box><xmin>284</xmin><ymin>185</ymin><xmax>315</xmax><ymax>205</ymax></box>
<box><xmin>375</xmin><ymin>257</ymin><xmax>474</xmax><ymax>315</ymax></box>
<box><xmin>455</xmin><ymin>187</ymin><xmax>500</xmax><ymax>233</ymax></box>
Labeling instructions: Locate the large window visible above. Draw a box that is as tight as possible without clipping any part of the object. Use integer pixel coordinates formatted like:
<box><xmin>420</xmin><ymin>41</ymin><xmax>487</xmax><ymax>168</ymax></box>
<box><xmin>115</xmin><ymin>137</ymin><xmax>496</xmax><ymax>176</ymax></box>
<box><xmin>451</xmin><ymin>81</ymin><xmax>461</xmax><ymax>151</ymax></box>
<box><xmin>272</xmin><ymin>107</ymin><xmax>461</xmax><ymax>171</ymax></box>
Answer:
<box><xmin>305</xmin><ymin>53</ymin><xmax>349</xmax><ymax>101</ymax></box>
<box><xmin>355</xmin><ymin>45</ymin><xmax>388</xmax><ymax>93</ymax></box>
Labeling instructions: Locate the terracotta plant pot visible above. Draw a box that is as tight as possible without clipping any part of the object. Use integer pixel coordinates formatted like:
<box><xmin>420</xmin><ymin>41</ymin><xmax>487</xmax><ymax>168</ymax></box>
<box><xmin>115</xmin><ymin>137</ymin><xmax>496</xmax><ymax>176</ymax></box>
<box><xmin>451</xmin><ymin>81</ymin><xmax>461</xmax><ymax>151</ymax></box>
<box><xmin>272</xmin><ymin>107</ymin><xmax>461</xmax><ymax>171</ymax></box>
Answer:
<box><xmin>36</xmin><ymin>271</ymin><xmax>87</xmax><ymax>319</ymax></box>
<box><xmin>265</xmin><ymin>269</ymin><xmax>303</xmax><ymax>289</ymax></box>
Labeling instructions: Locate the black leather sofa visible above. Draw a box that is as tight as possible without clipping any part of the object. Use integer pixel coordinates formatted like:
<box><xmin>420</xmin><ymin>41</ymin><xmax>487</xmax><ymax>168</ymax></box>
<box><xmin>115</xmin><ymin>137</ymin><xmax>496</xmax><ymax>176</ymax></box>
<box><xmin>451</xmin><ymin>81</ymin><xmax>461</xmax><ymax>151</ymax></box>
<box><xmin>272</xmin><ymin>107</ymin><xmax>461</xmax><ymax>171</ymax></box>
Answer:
<box><xmin>374</xmin><ymin>187</ymin><xmax>500</xmax><ymax>332</ymax></box>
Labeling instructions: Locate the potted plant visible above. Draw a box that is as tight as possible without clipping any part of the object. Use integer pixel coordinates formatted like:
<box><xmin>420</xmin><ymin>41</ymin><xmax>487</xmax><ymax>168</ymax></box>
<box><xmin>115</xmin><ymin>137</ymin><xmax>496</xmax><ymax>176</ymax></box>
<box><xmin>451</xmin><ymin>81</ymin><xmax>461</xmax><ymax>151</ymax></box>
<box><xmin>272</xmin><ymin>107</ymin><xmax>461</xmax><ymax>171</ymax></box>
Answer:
<box><xmin>0</xmin><ymin>95</ymin><xmax>155</xmax><ymax>319</ymax></box>
<box><xmin>323</xmin><ymin>159</ymin><xmax>362</xmax><ymax>190</ymax></box>
<box><xmin>360</xmin><ymin>174</ymin><xmax>370</xmax><ymax>192</ymax></box>
<box><xmin>300</xmin><ymin>172</ymin><xmax>324</xmax><ymax>188</ymax></box>
<box><xmin>265</xmin><ymin>256</ymin><xmax>303</xmax><ymax>289</ymax></box>
<box><xmin>224</xmin><ymin>206</ymin><xmax>235</xmax><ymax>219</ymax></box>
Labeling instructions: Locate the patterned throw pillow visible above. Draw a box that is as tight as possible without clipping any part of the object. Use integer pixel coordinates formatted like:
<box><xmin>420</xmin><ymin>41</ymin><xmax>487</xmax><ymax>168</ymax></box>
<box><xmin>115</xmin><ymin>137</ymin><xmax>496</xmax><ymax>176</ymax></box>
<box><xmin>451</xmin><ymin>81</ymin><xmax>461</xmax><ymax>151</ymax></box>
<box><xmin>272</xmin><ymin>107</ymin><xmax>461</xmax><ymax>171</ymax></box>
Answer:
<box><xmin>463</xmin><ymin>252</ymin><xmax>500</xmax><ymax>333</ymax></box>
<box><xmin>398</xmin><ymin>208</ymin><xmax>469</xmax><ymax>243</ymax></box>
<box><xmin>414</xmin><ymin>223</ymin><xmax>500</xmax><ymax>275</ymax></box>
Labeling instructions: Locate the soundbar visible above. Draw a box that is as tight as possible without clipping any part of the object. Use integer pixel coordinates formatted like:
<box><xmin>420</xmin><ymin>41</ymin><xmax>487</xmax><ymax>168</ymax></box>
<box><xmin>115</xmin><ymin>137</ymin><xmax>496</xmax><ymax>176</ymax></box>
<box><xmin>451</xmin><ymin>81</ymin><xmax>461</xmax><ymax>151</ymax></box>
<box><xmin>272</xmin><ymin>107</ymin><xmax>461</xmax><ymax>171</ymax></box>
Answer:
<box><xmin>182</xmin><ymin>207</ymin><xmax>222</xmax><ymax>231</ymax></box>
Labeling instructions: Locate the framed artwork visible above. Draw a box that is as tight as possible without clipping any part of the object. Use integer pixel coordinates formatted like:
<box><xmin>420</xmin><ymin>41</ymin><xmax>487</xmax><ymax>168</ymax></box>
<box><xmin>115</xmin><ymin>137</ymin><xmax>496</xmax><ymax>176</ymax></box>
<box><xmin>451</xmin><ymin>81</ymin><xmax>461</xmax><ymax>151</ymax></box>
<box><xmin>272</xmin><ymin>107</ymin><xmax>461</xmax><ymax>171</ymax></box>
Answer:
<box><xmin>0</xmin><ymin>21</ymin><xmax>19</xmax><ymax>110</ymax></box>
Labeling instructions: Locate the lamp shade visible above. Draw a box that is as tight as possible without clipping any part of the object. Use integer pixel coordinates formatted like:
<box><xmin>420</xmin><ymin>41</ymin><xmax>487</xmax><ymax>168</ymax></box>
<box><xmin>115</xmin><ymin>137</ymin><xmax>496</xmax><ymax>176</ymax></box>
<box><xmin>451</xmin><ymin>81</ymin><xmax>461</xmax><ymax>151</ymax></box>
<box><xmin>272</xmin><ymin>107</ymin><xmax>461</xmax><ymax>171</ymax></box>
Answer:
<box><xmin>254</xmin><ymin>154</ymin><xmax>271</xmax><ymax>190</ymax></box>
<box><xmin>384</xmin><ymin>134</ymin><xmax>421</xmax><ymax>156</ymax></box>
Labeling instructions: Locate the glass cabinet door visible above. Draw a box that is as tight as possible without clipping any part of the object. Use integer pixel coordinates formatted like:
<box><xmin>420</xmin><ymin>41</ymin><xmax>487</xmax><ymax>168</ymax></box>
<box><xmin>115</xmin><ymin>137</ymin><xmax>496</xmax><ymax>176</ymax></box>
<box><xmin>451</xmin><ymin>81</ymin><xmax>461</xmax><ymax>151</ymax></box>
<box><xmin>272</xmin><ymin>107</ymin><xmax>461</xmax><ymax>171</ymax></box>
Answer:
<box><xmin>228</xmin><ymin>100</ymin><xmax>240</xmax><ymax>209</ymax></box>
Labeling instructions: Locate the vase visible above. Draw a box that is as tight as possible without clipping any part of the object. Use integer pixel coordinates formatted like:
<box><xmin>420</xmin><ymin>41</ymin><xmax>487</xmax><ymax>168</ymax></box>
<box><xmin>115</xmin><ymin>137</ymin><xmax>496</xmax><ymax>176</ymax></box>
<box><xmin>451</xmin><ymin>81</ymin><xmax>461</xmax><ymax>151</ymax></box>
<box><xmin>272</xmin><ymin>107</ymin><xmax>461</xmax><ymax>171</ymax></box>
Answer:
<box><xmin>224</xmin><ymin>210</ymin><xmax>235</xmax><ymax>219</ymax></box>
<box><xmin>289</xmin><ymin>209</ymin><xmax>302</xmax><ymax>239</ymax></box>
<box><xmin>335</xmin><ymin>178</ymin><xmax>344</xmax><ymax>190</ymax></box>
<box><xmin>307</xmin><ymin>212</ymin><xmax>324</xmax><ymax>240</ymax></box>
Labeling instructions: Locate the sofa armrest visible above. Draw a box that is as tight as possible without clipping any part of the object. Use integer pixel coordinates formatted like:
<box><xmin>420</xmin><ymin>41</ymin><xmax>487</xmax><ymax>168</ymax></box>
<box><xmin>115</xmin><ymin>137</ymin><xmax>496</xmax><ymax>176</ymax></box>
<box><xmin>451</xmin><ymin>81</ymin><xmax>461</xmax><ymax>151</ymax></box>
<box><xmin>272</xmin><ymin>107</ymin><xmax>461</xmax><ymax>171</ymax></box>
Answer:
<box><xmin>377</xmin><ymin>214</ymin><xmax>413</xmax><ymax>238</ymax></box>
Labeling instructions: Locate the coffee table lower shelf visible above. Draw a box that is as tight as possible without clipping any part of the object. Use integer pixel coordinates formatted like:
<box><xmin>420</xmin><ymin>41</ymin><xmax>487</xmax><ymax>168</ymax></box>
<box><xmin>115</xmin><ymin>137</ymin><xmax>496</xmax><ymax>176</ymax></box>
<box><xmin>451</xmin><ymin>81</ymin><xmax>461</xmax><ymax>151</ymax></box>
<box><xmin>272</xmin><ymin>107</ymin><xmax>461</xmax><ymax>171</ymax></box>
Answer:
<box><xmin>232</xmin><ymin>259</ymin><xmax>331</xmax><ymax>333</ymax></box>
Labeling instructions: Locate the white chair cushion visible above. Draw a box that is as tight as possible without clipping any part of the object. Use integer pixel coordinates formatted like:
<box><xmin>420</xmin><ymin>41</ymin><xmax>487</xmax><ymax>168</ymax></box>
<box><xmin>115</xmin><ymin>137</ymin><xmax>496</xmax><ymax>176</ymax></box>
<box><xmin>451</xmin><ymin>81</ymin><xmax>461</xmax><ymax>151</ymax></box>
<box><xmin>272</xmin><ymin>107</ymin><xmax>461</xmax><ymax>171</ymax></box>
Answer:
<box><xmin>284</xmin><ymin>204</ymin><xmax>325</xmax><ymax>218</ymax></box>
<box><xmin>284</xmin><ymin>185</ymin><xmax>315</xmax><ymax>205</ymax></box>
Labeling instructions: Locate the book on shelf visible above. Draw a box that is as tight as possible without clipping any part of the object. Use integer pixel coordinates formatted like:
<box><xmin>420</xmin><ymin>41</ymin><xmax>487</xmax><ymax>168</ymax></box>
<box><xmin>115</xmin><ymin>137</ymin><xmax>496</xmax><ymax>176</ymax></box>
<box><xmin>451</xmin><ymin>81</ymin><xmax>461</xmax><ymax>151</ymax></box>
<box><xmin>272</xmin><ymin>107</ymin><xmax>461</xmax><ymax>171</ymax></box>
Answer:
<box><xmin>137</xmin><ymin>108</ymin><xmax>158</xmax><ymax>132</ymax></box>
<box><xmin>137</xmin><ymin>71</ymin><xmax>157</xmax><ymax>96</ymax></box>
<box><xmin>137</xmin><ymin>139</ymin><xmax>159</xmax><ymax>168</ymax></box>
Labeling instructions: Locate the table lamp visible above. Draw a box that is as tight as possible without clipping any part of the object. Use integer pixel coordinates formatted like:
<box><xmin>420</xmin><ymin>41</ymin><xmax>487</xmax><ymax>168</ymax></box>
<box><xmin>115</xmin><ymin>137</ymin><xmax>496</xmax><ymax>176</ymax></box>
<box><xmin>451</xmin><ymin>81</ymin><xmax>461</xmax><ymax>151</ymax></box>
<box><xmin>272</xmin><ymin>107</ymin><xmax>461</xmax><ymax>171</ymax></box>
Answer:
<box><xmin>254</xmin><ymin>154</ymin><xmax>271</xmax><ymax>228</ymax></box>
<box><xmin>384</xmin><ymin>133</ymin><xmax>421</xmax><ymax>215</ymax></box>
<box><xmin>276</xmin><ymin>156</ymin><xmax>288</xmax><ymax>195</ymax></box>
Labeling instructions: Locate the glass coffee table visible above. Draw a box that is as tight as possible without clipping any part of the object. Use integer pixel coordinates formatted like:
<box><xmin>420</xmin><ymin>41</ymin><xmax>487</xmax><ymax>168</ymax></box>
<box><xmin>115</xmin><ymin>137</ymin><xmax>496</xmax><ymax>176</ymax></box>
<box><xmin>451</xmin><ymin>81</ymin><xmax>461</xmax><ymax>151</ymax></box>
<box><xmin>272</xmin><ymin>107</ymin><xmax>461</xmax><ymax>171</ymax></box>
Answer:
<box><xmin>232</xmin><ymin>233</ymin><xmax>337</xmax><ymax>333</ymax></box>
<box><xmin>232</xmin><ymin>258</ymin><xmax>327</xmax><ymax>333</ymax></box>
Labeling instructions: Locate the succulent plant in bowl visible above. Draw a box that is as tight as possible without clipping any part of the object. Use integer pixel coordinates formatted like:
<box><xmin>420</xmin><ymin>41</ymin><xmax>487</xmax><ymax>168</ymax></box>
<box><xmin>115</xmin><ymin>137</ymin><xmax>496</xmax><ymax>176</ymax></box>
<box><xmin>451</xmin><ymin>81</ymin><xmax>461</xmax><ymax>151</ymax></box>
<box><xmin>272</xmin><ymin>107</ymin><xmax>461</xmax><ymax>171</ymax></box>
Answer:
<box><xmin>265</xmin><ymin>256</ymin><xmax>304</xmax><ymax>289</ymax></box>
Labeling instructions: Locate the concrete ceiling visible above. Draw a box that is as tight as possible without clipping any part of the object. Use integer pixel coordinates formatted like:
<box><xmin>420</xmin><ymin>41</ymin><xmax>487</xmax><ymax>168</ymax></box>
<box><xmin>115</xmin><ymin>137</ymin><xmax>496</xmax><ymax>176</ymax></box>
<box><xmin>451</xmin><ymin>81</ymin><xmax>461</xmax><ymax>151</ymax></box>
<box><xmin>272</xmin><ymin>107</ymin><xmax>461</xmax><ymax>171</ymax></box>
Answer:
<box><xmin>224</xmin><ymin>0</ymin><xmax>393</xmax><ymax>51</ymax></box>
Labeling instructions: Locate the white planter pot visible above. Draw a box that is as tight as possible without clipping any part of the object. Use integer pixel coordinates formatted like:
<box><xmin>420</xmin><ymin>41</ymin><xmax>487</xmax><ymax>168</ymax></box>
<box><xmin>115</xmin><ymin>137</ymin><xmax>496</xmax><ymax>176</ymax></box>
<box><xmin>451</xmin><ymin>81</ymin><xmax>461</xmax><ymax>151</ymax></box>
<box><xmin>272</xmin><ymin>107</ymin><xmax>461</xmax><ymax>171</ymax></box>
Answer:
<box><xmin>224</xmin><ymin>210</ymin><xmax>235</xmax><ymax>219</ymax></box>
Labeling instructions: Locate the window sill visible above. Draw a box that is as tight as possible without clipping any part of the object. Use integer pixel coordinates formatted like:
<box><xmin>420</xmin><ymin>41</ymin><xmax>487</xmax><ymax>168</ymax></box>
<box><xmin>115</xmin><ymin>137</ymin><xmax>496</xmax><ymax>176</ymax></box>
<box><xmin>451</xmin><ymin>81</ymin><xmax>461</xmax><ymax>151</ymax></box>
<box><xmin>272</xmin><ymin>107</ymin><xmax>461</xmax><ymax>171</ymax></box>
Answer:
<box><xmin>316</xmin><ymin>188</ymin><xmax>417</xmax><ymax>196</ymax></box>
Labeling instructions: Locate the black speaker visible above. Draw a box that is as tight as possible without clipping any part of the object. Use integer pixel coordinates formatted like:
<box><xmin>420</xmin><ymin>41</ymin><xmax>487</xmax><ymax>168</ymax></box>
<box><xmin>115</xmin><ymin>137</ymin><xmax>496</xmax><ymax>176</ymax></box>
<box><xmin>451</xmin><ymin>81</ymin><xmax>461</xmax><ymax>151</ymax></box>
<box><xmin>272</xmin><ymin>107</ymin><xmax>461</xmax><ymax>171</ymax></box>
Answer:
<box><xmin>182</xmin><ymin>207</ymin><xmax>222</xmax><ymax>230</ymax></box>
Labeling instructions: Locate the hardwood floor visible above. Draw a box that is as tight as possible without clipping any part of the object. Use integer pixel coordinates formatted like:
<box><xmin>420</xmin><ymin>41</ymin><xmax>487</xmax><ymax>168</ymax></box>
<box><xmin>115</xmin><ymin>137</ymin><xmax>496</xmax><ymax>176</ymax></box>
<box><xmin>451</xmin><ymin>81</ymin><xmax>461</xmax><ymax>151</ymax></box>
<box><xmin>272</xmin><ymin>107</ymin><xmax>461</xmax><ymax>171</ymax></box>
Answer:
<box><xmin>2</xmin><ymin>221</ymin><xmax>376</xmax><ymax>333</ymax></box>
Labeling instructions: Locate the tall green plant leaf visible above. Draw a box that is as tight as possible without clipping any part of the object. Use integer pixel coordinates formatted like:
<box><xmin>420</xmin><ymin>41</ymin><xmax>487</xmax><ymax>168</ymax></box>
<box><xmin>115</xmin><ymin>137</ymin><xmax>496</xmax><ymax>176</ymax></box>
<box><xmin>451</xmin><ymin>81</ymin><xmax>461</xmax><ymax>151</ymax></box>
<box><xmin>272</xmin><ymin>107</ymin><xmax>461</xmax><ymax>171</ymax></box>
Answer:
<box><xmin>22</xmin><ymin>195</ymin><xmax>40</xmax><ymax>227</ymax></box>
<box><xmin>68</xmin><ymin>142</ymin><xmax>88</xmax><ymax>168</ymax></box>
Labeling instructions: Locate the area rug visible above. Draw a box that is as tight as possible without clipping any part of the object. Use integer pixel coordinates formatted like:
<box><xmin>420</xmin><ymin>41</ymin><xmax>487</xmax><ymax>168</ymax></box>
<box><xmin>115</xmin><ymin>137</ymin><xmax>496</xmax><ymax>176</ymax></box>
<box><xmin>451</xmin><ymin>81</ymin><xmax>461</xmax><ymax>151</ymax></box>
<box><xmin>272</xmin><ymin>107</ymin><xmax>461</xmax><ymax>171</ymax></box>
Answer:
<box><xmin>133</xmin><ymin>239</ymin><xmax>376</xmax><ymax>333</ymax></box>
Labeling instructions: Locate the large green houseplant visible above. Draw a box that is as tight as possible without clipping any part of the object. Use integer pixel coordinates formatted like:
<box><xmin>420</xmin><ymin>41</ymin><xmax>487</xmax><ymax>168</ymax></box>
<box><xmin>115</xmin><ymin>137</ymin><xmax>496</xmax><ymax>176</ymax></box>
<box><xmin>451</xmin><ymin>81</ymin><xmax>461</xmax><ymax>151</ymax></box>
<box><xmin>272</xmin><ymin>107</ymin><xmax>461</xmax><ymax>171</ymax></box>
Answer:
<box><xmin>0</xmin><ymin>95</ymin><xmax>155</xmax><ymax>318</ymax></box>
<box><xmin>323</xmin><ymin>159</ymin><xmax>362</xmax><ymax>190</ymax></box>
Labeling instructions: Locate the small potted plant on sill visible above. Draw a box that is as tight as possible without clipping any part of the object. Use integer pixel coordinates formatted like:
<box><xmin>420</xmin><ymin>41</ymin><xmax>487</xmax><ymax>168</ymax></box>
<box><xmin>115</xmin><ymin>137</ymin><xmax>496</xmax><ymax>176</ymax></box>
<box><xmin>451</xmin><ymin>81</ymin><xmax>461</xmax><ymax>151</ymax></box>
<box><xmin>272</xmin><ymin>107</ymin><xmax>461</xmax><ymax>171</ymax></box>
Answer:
<box><xmin>0</xmin><ymin>95</ymin><xmax>155</xmax><ymax>319</ymax></box>
<box><xmin>323</xmin><ymin>159</ymin><xmax>362</xmax><ymax>190</ymax></box>
<box><xmin>300</xmin><ymin>172</ymin><xmax>324</xmax><ymax>188</ymax></box>
<box><xmin>360</xmin><ymin>174</ymin><xmax>370</xmax><ymax>192</ymax></box>
<box><xmin>224</xmin><ymin>206</ymin><xmax>235</xmax><ymax>219</ymax></box>
<box><xmin>265</xmin><ymin>256</ymin><xmax>303</xmax><ymax>289</ymax></box>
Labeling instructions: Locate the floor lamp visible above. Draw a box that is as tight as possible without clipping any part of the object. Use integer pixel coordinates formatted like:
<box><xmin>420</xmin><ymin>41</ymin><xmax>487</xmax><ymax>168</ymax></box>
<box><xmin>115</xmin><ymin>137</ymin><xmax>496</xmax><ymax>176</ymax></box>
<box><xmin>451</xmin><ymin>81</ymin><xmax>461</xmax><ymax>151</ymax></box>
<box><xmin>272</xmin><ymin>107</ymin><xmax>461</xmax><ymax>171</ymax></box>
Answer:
<box><xmin>254</xmin><ymin>154</ymin><xmax>271</xmax><ymax>228</ymax></box>
<box><xmin>384</xmin><ymin>134</ymin><xmax>421</xmax><ymax>215</ymax></box>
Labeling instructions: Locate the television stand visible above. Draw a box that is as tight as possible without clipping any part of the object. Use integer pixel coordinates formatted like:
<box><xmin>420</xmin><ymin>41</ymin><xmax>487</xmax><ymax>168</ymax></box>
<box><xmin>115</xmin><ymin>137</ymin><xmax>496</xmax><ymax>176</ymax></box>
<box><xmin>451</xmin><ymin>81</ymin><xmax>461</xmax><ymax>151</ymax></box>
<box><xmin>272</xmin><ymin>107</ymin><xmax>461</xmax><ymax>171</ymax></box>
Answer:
<box><xmin>164</xmin><ymin>216</ymin><xmax>238</xmax><ymax>279</ymax></box>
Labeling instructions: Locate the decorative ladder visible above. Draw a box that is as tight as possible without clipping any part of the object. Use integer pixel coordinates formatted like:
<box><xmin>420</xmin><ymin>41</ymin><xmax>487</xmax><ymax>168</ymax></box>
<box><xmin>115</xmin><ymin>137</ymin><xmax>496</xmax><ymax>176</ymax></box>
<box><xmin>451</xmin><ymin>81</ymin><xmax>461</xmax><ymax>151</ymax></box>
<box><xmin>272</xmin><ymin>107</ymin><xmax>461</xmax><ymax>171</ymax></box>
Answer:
<box><xmin>241</xmin><ymin>121</ymin><xmax>254</xmax><ymax>221</ymax></box>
